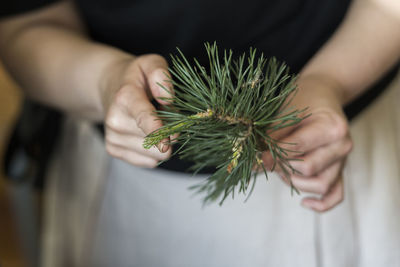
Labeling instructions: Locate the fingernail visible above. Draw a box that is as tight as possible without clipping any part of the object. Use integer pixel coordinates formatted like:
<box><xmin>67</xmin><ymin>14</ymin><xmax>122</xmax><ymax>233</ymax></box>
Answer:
<box><xmin>161</xmin><ymin>143</ymin><xmax>166</xmax><ymax>153</ymax></box>
<box><xmin>156</xmin><ymin>143</ymin><xmax>163</xmax><ymax>152</ymax></box>
<box><xmin>158</xmin><ymin>142</ymin><xmax>169</xmax><ymax>153</ymax></box>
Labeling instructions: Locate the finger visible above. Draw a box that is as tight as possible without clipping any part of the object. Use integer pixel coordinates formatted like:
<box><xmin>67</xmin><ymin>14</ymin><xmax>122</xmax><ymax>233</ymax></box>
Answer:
<box><xmin>267</xmin><ymin>105</ymin><xmax>311</xmax><ymax>141</ymax></box>
<box><xmin>279</xmin><ymin>117</ymin><xmax>348</xmax><ymax>156</ymax></box>
<box><xmin>149</xmin><ymin>68</ymin><xmax>174</xmax><ymax>105</ymax></box>
<box><xmin>289</xmin><ymin>138</ymin><xmax>352</xmax><ymax>177</ymax></box>
<box><xmin>301</xmin><ymin>177</ymin><xmax>344</xmax><ymax>212</ymax></box>
<box><xmin>105</xmin><ymin>130</ymin><xmax>171</xmax><ymax>161</ymax></box>
<box><xmin>105</xmin><ymin>106</ymin><xmax>146</xmax><ymax>137</ymax></box>
<box><xmin>261</xmin><ymin>151</ymin><xmax>274</xmax><ymax>171</ymax></box>
<box><xmin>290</xmin><ymin>161</ymin><xmax>342</xmax><ymax>195</ymax></box>
<box><xmin>261</xmin><ymin>151</ymin><xmax>289</xmax><ymax>173</ymax></box>
<box><xmin>114</xmin><ymin>84</ymin><xmax>168</xmax><ymax>152</ymax></box>
<box><xmin>267</xmin><ymin>123</ymin><xmax>297</xmax><ymax>141</ymax></box>
<box><xmin>261</xmin><ymin>116</ymin><xmax>338</xmax><ymax>172</ymax></box>
<box><xmin>140</xmin><ymin>54</ymin><xmax>174</xmax><ymax>105</ymax></box>
<box><xmin>106</xmin><ymin>143</ymin><xmax>160</xmax><ymax>168</ymax></box>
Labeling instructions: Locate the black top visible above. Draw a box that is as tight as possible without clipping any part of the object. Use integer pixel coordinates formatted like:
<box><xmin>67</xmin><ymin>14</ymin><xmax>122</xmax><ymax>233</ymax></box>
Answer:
<box><xmin>1</xmin><ymin>0</ymin><xmax>397</xmax><ymax>173</ymax></box>
<box><xmin>2</xmin><ymin>0</ymin><xmax>350</xmax><ymax>73</ymax></box>
<box><xmin>75</xmin><ymin>0</ymin><xmax>350</xmax><ymax>74</ymax></box>
<box><xmin>0</xmin><ymin>0</ymin><xmax>55</xmax><ymax>17</ymax></box>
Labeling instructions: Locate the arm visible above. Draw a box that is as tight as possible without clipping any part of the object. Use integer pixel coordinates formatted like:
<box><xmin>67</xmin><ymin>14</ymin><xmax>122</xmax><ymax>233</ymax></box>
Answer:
<box><xmin>0</xmin><ymin>1</ymin><xmax>172</xmax><ymax>167</ymax></box>
<box><xmin>266</xmin><ymin>0</ymin><xmax>400</xmax><ymax>212</ymax></box>
<box><xmin>301</xmin><ymin>0</ymin><xmax>400</xmax><ymax>105</ymax></box>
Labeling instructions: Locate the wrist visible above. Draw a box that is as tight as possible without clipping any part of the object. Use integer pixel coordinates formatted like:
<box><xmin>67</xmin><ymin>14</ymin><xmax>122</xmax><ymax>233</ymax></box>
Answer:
<box><xmin>297</xmin><ymin>73</ymin><xmax>347</xmax><ymax>106</ymax></box>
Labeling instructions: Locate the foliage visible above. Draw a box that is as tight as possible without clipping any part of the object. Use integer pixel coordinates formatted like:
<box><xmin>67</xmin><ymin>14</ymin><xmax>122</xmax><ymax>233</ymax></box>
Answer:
<box><xmin>143</xmin><ymin>42</ymin><xmax>307</xmax><ymax>204</ymax></box>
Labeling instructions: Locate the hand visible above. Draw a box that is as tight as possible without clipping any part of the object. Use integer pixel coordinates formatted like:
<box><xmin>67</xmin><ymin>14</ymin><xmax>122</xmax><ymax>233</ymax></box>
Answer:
<box><xmin>263</xmin><ymin>75</ymin><xmax>353</xmax><ymax>212</ymax></box>
<box><xmin>100</xmin><ymin>54</ymin><xmax>173</xmax><ymax>167</ymax></box>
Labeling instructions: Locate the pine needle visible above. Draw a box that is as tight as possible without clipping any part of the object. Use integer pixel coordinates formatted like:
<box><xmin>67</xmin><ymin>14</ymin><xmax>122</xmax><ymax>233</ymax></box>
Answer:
<box><xmin>143</xmin><ymin>42</ymin><xmax>307</xmax><ymax>205</ymax></box>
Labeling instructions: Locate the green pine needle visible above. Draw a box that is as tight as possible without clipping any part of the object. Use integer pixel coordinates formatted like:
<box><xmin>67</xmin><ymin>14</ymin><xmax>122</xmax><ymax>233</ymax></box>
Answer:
<box><xmin>143</xmin><ymin>42</ymin><xmax>308</xmax><ymax>205</ymax></box>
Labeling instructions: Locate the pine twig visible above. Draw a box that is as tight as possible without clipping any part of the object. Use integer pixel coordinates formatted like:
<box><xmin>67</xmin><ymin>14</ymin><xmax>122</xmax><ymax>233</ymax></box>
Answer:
<box><xmin>143</xmin><ymin>42</ymin><xmax>308</xmax><ymax>205</ymax></box>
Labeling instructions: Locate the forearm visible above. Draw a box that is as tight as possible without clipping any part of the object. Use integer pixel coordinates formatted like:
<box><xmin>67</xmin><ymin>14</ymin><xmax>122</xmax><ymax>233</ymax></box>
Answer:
<box><xmin>300</xmin><ymin>0</ymin><xmax>400</xmax><ymax>105</ymax></box>
<box><xmin>0</xmin><ymin>1</ymin><xmax>133</xmax><ymax>120</ymax></box>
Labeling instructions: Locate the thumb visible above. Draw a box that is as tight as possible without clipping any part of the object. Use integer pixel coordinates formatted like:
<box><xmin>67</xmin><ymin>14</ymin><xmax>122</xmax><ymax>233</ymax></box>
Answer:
<box><xmin>115</xmin><ymin>83</ymin><xmax>170</xmax><ymax>153</ymax></box>
<box><xmin>131</xmin><ymin>54</ymin><xmax>172</xmax><ymax>152</ymax></box>
<box><xmin>140</xmin><ymin>54</ymin><xmax>173</xmax><ymax>105</ymax></box>
<box><xmin>149</xmin><ymin>68</ymin><xmax>174</xmax><ymax>105</ymax></box>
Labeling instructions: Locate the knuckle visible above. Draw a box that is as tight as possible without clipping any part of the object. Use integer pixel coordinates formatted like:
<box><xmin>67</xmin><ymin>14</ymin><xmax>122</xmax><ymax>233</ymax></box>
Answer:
<box><xmin>344</xmin><ymin>139</ymin><xmax>354</xmax><ymax>154</ymax></box>
<box><xmin>138</xmin><ymin>54</ymin><xmax>168</xmax><ymax>72</ymax></box>
<box><xmin>301</xmin><ymin>161</ymin><xmax>316</xmax><ymax>177</ymax></box>
<box><xmin>331</xmin><ymin>118</ymin><xmax>349</xmax><ymax>140</ymax></box>
<box><xmin>105</xmin><ymin>133</ymin><xmax>119</xmax><ymax>147</ymax></box>
<box><xmin>317</xmin><ymin>202</ymin><xmax>330</xmax><ymax>212</ymax></box>
<box><xmin>317</xmin><ymin>181</ymin><xmax>331</xmax><ymax>195</ymax></box>
<box><xmin>105</xmin><ymin>143</ymin><xmax>119</xmax><ymax>157</ymax></box>
<box><xmin>135</xmin><ymin>111</ymin><xmax>149</xmax><ymax>131</ymax></box>
<box><xmin>320</xmin><ymin>196</ymin><xmax>343</xmax><ymax>212</ymax></box>
<box><xmin>318</xmin><ymin>186</ymin><xmax>344</xmax><ymax>212</ymax></box>
<box><xmin>114</xmin><ymin>86</ymin><xmax>131</xmax><ymax>107</ymax></box>
<box><xmin>105</xmin><ymin>134</ymin><xmax>114</xmax><ymax>146</ymax></box>
<box><xmin>145</xmin><ymin>53</ymin><xmax>167</xmax><ymax>64</ymax></box>
<box><xmin>105</xmin><ymin>108</ymin><xmax>122</xmax><ymax>130</ymax></box>
<box><xmin>290</xmin><ymin>142</ymin><xmax>302</xmax><ymax>153</ymax></box>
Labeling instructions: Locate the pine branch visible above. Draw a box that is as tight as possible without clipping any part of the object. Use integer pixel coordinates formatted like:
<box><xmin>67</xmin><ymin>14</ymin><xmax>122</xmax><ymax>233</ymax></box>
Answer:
<box><xmin>143</xmin><ymin>42</ymin><xmax>308</xmax><ymax>205</ymax></box>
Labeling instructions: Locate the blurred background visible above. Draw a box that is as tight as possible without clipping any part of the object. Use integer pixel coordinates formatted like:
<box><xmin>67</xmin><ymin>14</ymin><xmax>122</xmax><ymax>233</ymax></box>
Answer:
<box><xmin>0</xmin><ymin>62</ymin><xmax>29</xmax><ymax>267</ymax></box>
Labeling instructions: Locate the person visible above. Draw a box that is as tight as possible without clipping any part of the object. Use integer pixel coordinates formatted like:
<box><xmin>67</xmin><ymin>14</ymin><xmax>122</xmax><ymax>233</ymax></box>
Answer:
<box><xmin>0</xmin><ymin>0</ymin><xmax>399</xmax><ymax>266</ymax></box>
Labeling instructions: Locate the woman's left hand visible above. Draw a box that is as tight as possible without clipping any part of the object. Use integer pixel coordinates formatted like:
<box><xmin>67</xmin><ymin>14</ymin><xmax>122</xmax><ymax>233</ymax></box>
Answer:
<box><xmin>263</xmin><ymin>75</ymin><xmax>353</xmax><ymax>212</ymax></box>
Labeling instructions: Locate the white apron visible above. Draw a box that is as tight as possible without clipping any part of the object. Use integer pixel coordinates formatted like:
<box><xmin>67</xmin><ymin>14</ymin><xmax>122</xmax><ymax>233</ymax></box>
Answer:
<box><xmin>41</xmin><ymin>71</ymin><xmax>400</xmax><ymax>267</ymax></box>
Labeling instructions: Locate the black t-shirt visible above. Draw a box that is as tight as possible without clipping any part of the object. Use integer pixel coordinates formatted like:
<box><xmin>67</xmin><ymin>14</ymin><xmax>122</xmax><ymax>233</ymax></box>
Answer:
<box><xmin>1</xmin><ymin>0</ymin><xmax>398</xmax><ymax>172</ymax></box>
<box><xmin>2</xmin><ymin>0</ymin><xmax>351</xmax><ymax>73</ymax></box>
<box><xmin>75</xmin><ymin>0</ymin><xmax>349</xmax><ymax>74</ymax></box>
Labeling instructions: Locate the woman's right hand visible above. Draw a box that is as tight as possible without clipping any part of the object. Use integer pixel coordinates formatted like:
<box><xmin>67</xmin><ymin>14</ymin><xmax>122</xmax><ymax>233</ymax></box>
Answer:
<box><xmin>0</xmin><ymin>0</ymin><xmax>173</xmax><ymax>168</ymax></box>
<box><xmin>100</xmin><ymin>54</ymin><xmax>173</xmax><ymax>167</ymax></box>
